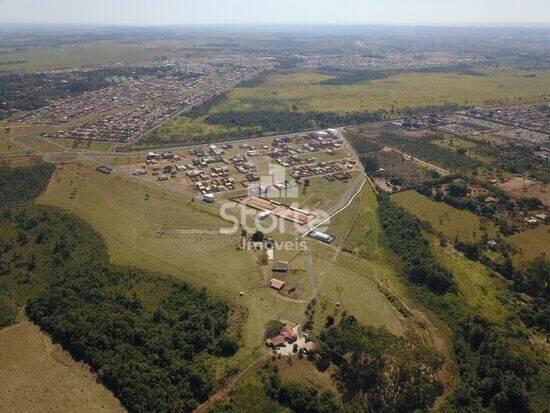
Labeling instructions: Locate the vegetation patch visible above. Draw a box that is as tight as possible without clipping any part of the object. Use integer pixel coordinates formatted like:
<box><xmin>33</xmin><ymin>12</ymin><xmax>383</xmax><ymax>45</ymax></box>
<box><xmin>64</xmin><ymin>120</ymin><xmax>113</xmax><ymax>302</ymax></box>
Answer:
<box><xmin>0</xmin><ymin>162</ymin><xmax>54</xmax><ymax>206</ymax></box>
<box><xmin>391</xmin><ymin>190</ymin><xmax>496</xmax><ymax>243</ymax></box>
<box><xmin>378</xmin><ymin>195</ymin><xmax>455</xmax><ymax>294</ymax></box>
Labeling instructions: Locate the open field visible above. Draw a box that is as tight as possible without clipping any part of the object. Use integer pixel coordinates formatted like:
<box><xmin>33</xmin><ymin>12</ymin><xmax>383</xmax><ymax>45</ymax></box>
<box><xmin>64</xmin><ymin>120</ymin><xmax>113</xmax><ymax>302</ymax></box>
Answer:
<box><xmin>391</xmin><ymin>190</ymin><xmax>496</xmax><ymax>243</ymax></box>
<box><xmin>507</xmin><ymin>225</ymin><xmax>550</xmax><ymax>264</ymax></box>
<box><xmin>432</xmin><ymin>136</ymin><xmax>476</xmax><ymax>151</ymax></box>
<box><xmin>430</xmin><ymin>237</ymin><xmax>511</xmax><ymax>323</ymax></box>
<box><xmin>0</xmin><ymin>41</ymin><xmax>185</xmax><ymax>72</ymax></box>
<box><xmin>50</xmin><ymin>138</ymin><xmax>118</xmax><ymax>152</ymax></box>
<box><xmin>498</xmin><ymin>177</ymin><xmax>550</xmax><ymax>208</ymax></box>
<box><xmin>212</xmin><ymin>68</ymin><xmax>550</xmax><ymax>114</ymax></box>
<box><xmin>274</xmin><ymin>358</ymin><xmax>339</xmax><ymax>395</ymax></box>
<box><xmin>0</xmin><ymin>322</ymin><xmax>124</xmax><ymax>413</ymax></box>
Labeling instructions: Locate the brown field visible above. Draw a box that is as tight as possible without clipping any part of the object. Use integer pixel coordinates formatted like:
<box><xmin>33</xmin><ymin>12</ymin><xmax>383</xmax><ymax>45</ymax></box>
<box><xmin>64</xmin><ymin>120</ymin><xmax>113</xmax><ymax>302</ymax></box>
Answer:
<box><xmin>497</xmin><ymin>177</ymin><xmax>550</xmax><ymax>207</ymax></box>
<box><xmin>0</xmin><ymin>322</ymin><xmax>124</xmax><ymax>413</ymax></box>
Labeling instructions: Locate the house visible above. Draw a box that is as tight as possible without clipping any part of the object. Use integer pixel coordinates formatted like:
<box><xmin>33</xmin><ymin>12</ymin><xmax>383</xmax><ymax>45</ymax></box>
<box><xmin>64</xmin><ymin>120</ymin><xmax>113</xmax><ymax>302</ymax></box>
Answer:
<box><xmin>272</xmin><ymin>261</ymin><xmax>289</xmax><ymax>272</ymax></box>
<box><xmin>269</xmin><ymin>278</ymin><xmax>285</xmax><ymax>290</ymax></box>
<box><xmin>265</xmin><ymin>328</ymin><xmax>298</xmax><ymax>347</ymax></box>
<box><xmin>266</xmin><ymin>335</ymin><xmax>286</xmax><ymax>347</ymax></box>
<box><xmin>302</xmin><ymin>341</ymin><xmax>316</xmax><ymax>353</ymax></box>
<box><xmin>535</xmin><ymin>213</ymin><xmax>547</xmax><ymax>221</ymax></box>
<box><xmin>487</xmin><ymin>240</ymin><xmax>498</xmax><ymax>250</ymax></box>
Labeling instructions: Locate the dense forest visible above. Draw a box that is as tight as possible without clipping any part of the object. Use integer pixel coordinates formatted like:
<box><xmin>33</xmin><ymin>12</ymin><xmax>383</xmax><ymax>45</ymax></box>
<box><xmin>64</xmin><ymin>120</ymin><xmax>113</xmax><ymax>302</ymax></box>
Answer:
<box><xmin>317</xmin><ymin>68</ymin><xmax>390</xmax><ymax>85</ymax></box>
<box><xmin>204</xmin><ymin>109</ymin><xmax>386</xmax><ymax>133</ymax></box>
<box><xmin>0</xmin><ymin>161</ymin><xmax>240</xmax><ymax>412</ymax></box>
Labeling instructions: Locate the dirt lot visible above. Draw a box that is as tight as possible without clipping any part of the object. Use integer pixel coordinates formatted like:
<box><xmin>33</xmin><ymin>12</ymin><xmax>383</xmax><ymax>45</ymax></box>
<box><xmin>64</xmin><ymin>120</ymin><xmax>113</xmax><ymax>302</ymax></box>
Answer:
<box><xmin>0</xmin><ymin>322</ymin><xmax>124</xmax><ymax>413</ymax></box>
<box><xmin>498</xmin><ymin>177</ymin><xmax>550</xmax><ymax>207</ymax></box>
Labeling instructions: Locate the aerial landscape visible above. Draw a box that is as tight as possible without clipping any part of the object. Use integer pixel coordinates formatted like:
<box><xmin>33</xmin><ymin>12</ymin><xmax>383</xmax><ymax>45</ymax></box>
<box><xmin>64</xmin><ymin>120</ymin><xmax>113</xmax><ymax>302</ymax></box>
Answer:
<box><xmin>0</xmin><ymin>1</ymin><xmax>549</xmax><ymax>412</ymax></box>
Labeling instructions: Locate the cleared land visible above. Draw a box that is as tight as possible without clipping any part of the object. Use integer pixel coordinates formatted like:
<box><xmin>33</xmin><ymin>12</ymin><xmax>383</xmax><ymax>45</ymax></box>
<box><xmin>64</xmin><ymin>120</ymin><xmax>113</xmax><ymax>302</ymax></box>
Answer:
<box><xmin>0</xmin><ymin>322</ymin><xmax>124</xmax><ymax>413</ymax></box>
<box><xmin>391</xmin><ymin>190</ymin><xmax>496</xmax><ymax>243</ymax></box>
<box><xmin>498</xmin><ymin>177</ymin><xmax>550</xmax><ymax>208</ymax></box>
<box><xmin>507</xmin><ymin>225</ymin><xmax>550</xmax><ymax>264</ymax></box>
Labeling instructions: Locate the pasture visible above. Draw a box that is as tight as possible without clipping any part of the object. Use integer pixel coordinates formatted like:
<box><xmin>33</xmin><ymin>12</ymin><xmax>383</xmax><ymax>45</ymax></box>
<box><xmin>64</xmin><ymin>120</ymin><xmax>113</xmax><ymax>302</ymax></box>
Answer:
<box><xmin>391</xmin><ymin>190</ymin><xmax>496</xmax><ymax>243</ymax></box>
<box><xmin>498</xmin><ymin>177</ymin><xmax>550</xmax><ymax>208</ymax></box>
<box><xmin>507</xmin><ymin>225</ymin><xmax>550</xmax><ymax>264</ymax></box>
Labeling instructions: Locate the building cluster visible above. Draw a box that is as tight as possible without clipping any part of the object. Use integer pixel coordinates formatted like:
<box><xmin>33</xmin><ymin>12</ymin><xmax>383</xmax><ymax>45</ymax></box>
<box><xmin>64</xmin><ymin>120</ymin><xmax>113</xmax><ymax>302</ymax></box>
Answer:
<box><xmin>15</xmin><ymin>58</ymin><xmax>273</xmax><ymax>143</ymax></box>
<box><xmin>296</xmin><ymin>51</ymin><xmax>484</xmax><ymax>70</ymax></box>
<box><xmin>14</xmin><ymin>75</ymin><xmax>192</xmax><ymax>125</ymax></box>
<box><xmin>468</xmin><ymin>106</ymin><xmax>549</xmax><ymax>135</ymax></box>
<box><xmin>437</xmin><ymin>110</ymin><xmax>550</xmax><ymax>151</ymax></box>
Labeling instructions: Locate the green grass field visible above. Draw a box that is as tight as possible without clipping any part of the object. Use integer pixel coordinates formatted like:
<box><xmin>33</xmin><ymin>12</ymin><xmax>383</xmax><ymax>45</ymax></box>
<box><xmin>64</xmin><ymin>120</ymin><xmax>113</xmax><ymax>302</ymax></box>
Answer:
<box><xmin>391</xmin><ymin>190</ymin><xmax>496</xmax><ymax>243</ymax></box>
<box><xmin>430</xmin><ymin>236</ymin><xmax>512</xmax><ymax>323</ymax></box>
<box><xmin>507</xmin><ymin>225</ymin><xmax>550</xmax><ymax>264</ymax></box>
<box><xmin>212</xmin><ymin>68</ymin><xmax>550</xmax><ymax>113</ymax></box>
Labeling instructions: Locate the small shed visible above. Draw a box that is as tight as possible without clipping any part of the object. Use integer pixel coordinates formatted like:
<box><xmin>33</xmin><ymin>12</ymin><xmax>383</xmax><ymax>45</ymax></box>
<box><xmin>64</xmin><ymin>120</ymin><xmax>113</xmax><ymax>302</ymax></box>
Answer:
<box><xmin>269</xmin><ymin>278</ymin><xmax>285</xmax><ymax>290</ymax></box>
<box><xmin>273</xmin><ymin>261</ymin><xmax>289</xmax><ymax>272</ymax></box>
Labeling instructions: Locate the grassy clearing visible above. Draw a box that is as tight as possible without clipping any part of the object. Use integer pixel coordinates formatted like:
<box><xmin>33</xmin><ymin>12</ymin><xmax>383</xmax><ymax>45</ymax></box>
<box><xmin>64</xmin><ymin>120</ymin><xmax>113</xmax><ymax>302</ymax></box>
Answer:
<box><xmin>391</xmin><ymin>190</ymin><xmax>496</xmax><ymax>243</ymax></box>
<box><xmin>507</xmin><ymin>225</ymin><xmax>550</xmax><ymax>264</ymax></box>
<box><xmin>0</xmin><ymin>322</ymin><xmax>124</xmax><ymax>413</ymax></box>
<box><xmin>311</xmin><ymin>249</ymin><xmax>404</xmax><ymax>335</ymax></box>
<box><xmin>432</xmin><ymin>136</ymin><xmax>476</xmax><ymax>151</ymax></box>
<box><xmin>430</xmin><ymin>237</ymin><xmax>512</xmax><ymax>323</ymax></box>
<box><xmin>274</xmin><ymin>358</ymin><xmax>339</xmax><ymax>395</ymax></box>
<box><xmin>50</xmin><ymin>138</ymin><xmax>118</xmax><ymax>152</ymax></box>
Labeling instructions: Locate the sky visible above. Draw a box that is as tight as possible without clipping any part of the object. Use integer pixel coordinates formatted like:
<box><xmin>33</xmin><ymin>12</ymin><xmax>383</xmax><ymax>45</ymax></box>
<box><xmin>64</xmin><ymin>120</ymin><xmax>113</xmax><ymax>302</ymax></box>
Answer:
<box><xmin>0</xmin><ymin>0</ymin><xmax>549</xmax><ymax>26</ymax></box>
